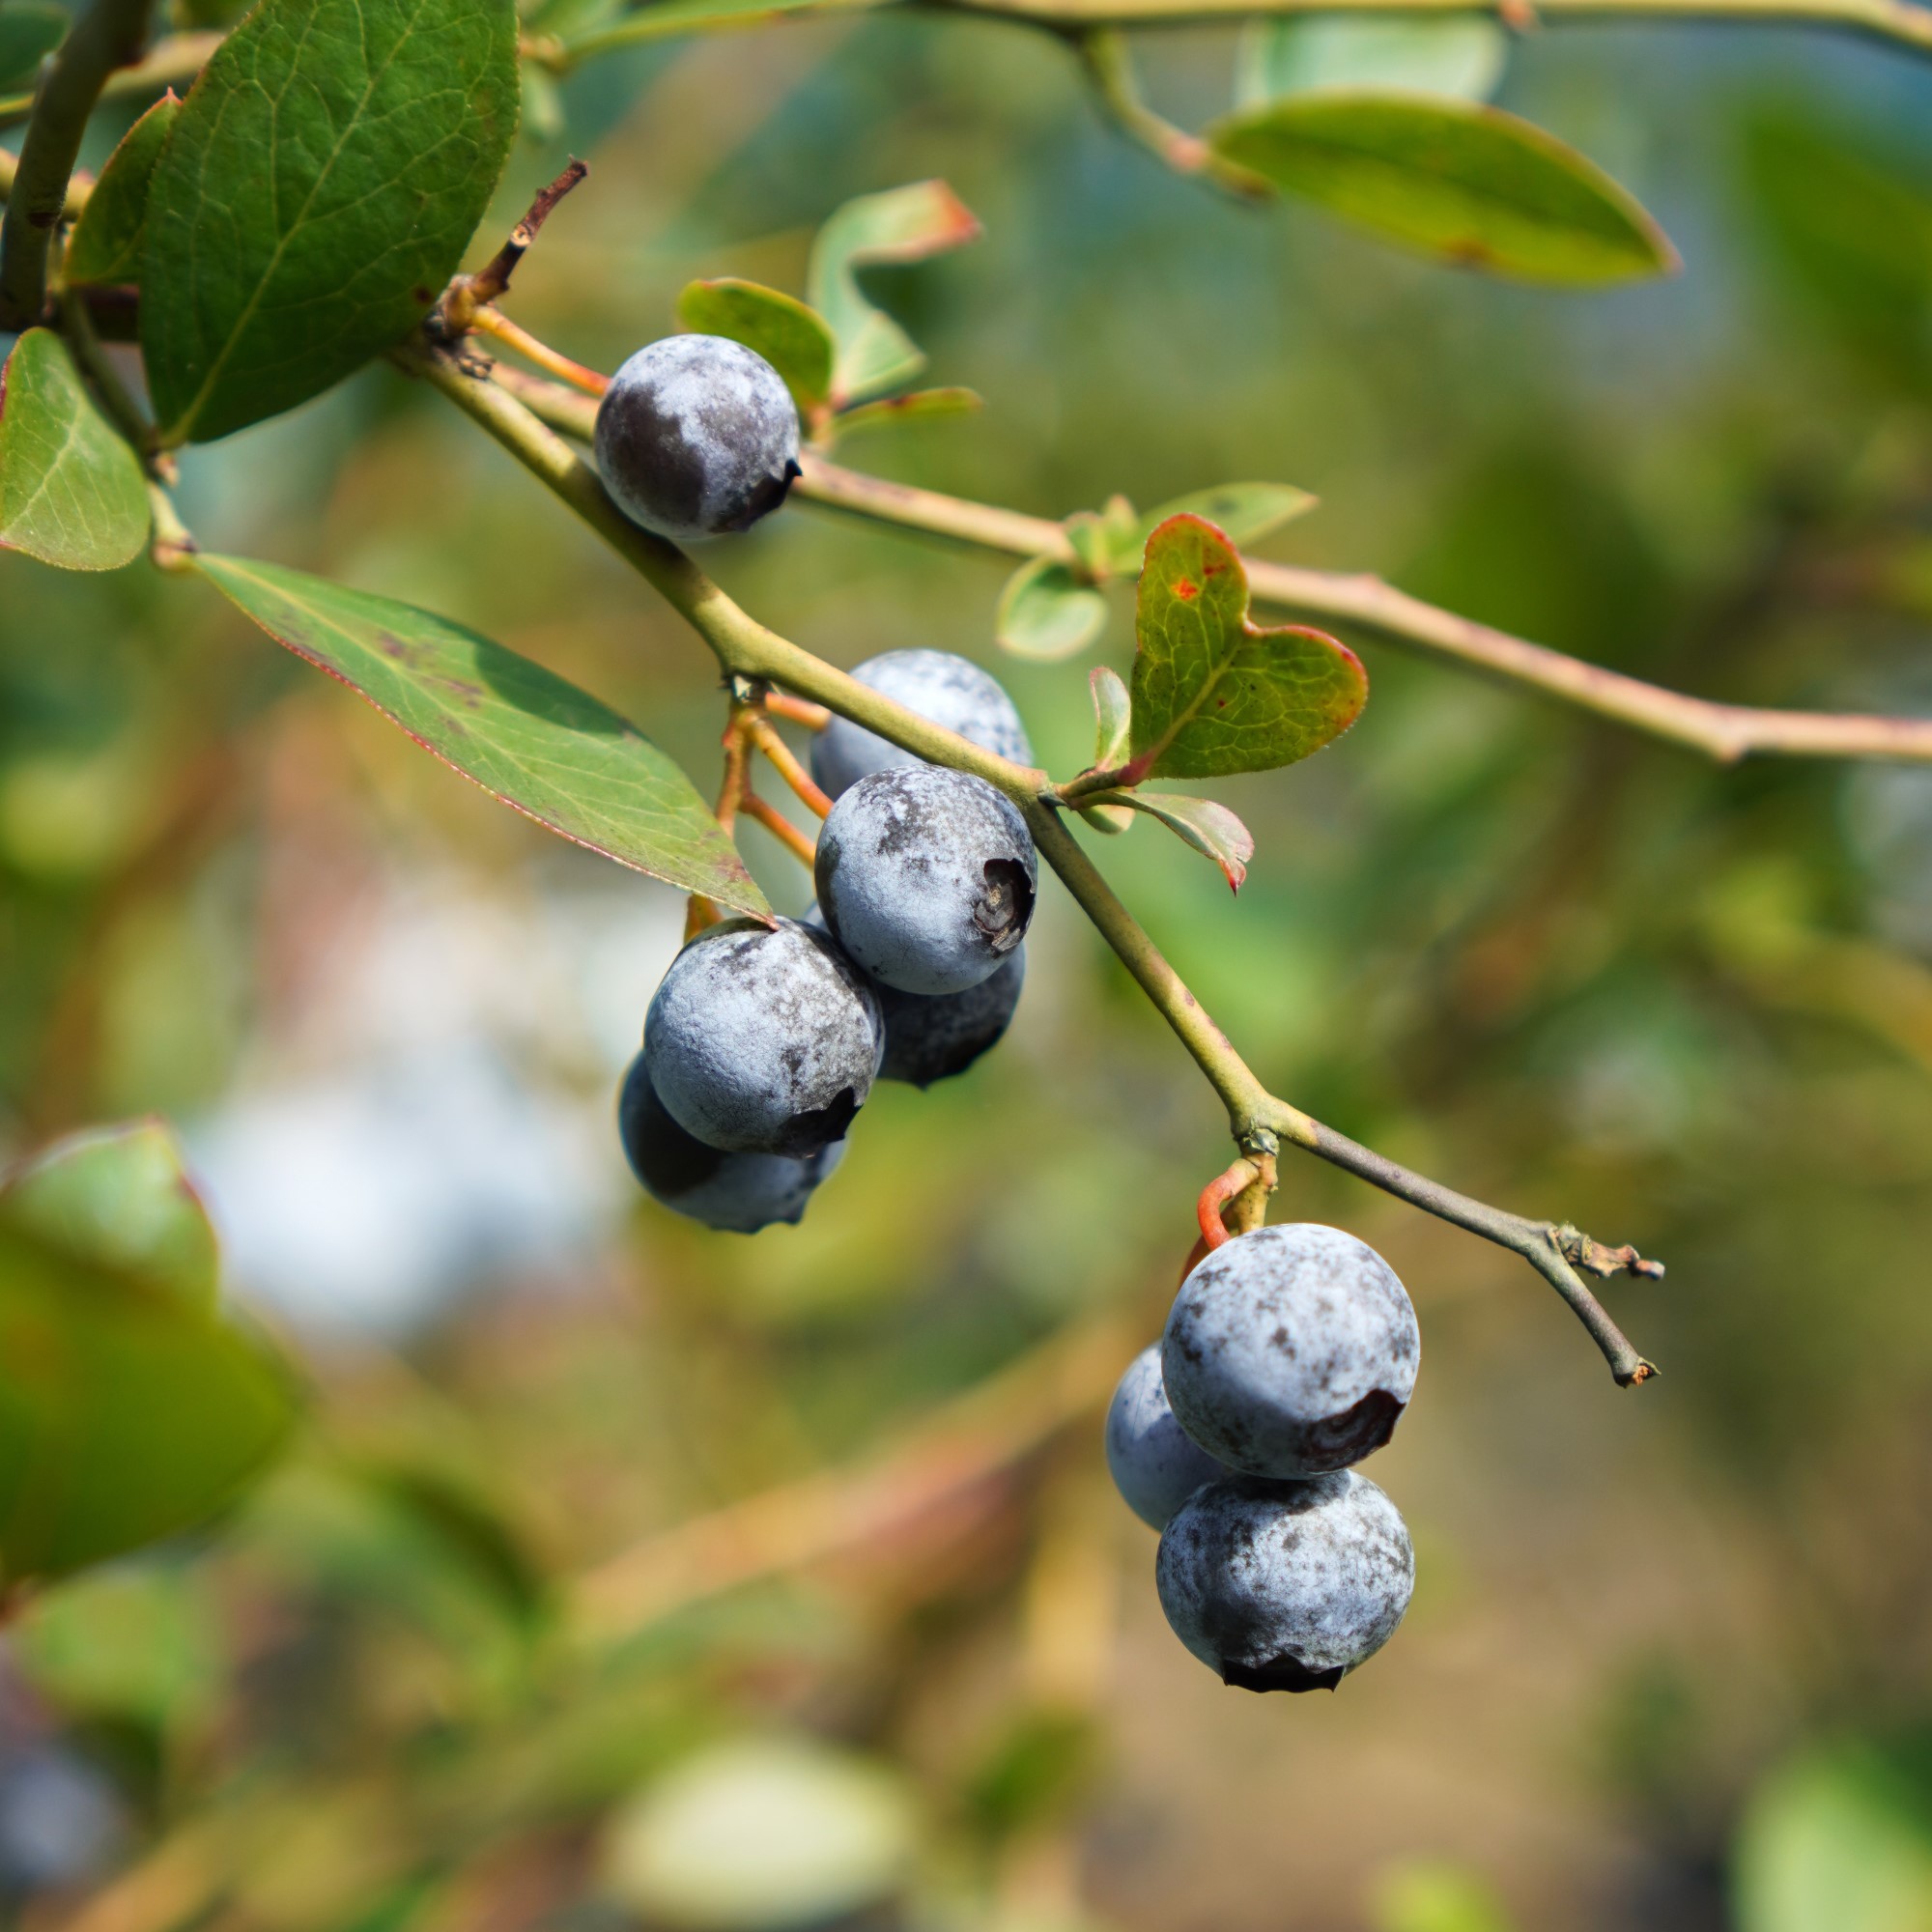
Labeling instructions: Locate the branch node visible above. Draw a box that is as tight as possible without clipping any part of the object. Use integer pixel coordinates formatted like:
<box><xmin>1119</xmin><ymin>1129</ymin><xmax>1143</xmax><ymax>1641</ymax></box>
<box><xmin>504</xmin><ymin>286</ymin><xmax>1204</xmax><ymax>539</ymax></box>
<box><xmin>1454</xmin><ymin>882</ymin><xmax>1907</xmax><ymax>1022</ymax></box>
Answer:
<box><xmin>1552</xmin><ymin>1224</ymin><xmax>1667</xmax><ymax>1281</ymax></box>
<box><xmin>429</xmin><ymin>158</ymin><xmax>588</xmax><ymax>339</ymax></box>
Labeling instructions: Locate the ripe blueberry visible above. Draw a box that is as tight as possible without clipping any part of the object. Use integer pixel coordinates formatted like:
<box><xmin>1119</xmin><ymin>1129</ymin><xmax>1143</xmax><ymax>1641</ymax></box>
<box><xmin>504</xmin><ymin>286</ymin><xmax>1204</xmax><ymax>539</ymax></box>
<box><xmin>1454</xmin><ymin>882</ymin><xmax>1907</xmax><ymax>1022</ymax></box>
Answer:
<box><xmin>815</xmin><ymin>767</ymin><xmax>1037</xmax><ymax>996</ymax></box>
<box><xmin>1155</xmin><ymin>1470</ymin><xmax>1414</xmax><ymax>1692</ymax></box>
<box><xmin>595</xmin><ymin>335</ymin><xmax>801</xmax><ymax>541</ymax></box>
<box><xmin>1162</xmin><ymin>1224</ymin><xmax>1419</xmax><ymax>1478</ymax></box>
<box><xmin>1105</xmin><ymin>1343</ymin><xmax>1231</xmax><ymax>1530</ymax></box>
<box><xmin>619</xmin><ymin>1055</ymin><xmax>843</xmax><ymax>1234</ymax></box>
<box><xmin>644</xmin><ymin>918</ymin><xmax>883</xmax><ymax>1157</ymax></box>
<box><xmin>810</xmin><ymin>651</ymin><xmax>1033</xmax><ymax>801</ymax></box>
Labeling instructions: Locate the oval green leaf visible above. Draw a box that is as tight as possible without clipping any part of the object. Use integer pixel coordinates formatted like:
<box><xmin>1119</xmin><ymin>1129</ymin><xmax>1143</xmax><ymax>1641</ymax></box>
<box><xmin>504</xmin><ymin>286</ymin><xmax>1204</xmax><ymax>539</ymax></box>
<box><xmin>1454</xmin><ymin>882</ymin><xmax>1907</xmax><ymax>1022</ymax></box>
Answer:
<box><xmin>996</xmin><ymin>554</ymin><xmax>1107</xmax><ymax>663</ymax></box>
<box><xmin>675</xmin><ymin>277</ymin><xmax>836</xmax><ymax>413</ymax></box>
<box><xmin>1236</xmin><ymin>16</ymin><xmax>1508</xmax><ymax>107</ymax></box>
<box><xmin>192</xmin><ymin>554</ymin><xmax>769</xmax><ymax>918</ymax></box>
<box><xmin>64</xmin><ymin>91</ymin><xmax>179</xmax><ymax>288</ymax></box>
<box><xmin>142</xmin><ymin>0</ymin><xmax>521</xmax><ymax>444</ymax></box>
<box><xmin>1127</xmin><ymin>514</ymin><xmax>1366</xmax><ymax>780</ymax></box>
<box><xmin>1208</xmin><ymin>92</ymin><xmax>1679</xmax><ymax>286</ymax></box>
<box><xmin>0</xmin><ymin>1127</ymin><xmax>297</xmax><ymax>1588</ymax></box>
<box><xmin>4</xmin><ymin>1120</ymin><xmax>217</xmax><ymax>1314</ymax></box>
<box><xmin>0</xmin><ymin>327</ymin><xmax>150</xmax><ymax>571</ymax></box>
<box><xmin>807</xmin><ymin>181</ymin><xmax>980</xmax><ymax>406</ymax></box>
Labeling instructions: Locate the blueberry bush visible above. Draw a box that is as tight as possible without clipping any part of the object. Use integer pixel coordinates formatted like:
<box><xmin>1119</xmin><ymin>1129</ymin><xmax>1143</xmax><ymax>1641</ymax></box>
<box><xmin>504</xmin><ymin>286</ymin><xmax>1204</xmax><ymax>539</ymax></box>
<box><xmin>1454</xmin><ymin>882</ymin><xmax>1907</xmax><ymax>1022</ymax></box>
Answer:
<box><xmin>4</xmin><ymin>0</ymin><xmax>1932</xmax><ymax>1923</ymax></box>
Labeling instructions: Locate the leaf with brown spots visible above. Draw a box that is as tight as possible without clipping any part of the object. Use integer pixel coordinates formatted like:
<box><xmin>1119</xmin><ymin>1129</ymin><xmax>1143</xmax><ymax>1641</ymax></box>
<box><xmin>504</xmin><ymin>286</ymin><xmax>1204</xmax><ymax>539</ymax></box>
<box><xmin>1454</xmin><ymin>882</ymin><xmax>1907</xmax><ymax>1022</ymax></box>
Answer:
<box><xmin>1125</xmin><ymin>515</ymin><xmax>1366</xmax><ymax>781</ymax></box>
<box><xmin>194</xmin><ymin>555</ymin><xmax>768</xmax><ymax>918</ymax></box>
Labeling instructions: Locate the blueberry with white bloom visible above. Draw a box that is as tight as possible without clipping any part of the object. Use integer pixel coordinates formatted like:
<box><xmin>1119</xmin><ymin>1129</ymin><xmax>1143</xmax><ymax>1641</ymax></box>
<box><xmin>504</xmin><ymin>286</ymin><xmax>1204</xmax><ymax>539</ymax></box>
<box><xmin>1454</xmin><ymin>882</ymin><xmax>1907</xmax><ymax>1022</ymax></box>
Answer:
<box><xmin>1156</xmin><ymin>1471</ymin><xmax>1414</xmax><ymax>1692</ymax></box>
<box><xmin>1162</xmin><ymin>1224</ymin><xmax>1419</xmax><ymax>1478</ymax></box>
<box><xmin>811</xmin><ymin>650</ymin><xmax>1033</xmax><ymax>801</ymax></box>
<box><xmin>595</xmin><ymin>335</ymin><xmax>800</xmax><ymax>540</ymax></box>
<box><xmin>1105</xmin><ymin>1342</ymin><xmax>1231</xmax><ymax>1530</ymax></box>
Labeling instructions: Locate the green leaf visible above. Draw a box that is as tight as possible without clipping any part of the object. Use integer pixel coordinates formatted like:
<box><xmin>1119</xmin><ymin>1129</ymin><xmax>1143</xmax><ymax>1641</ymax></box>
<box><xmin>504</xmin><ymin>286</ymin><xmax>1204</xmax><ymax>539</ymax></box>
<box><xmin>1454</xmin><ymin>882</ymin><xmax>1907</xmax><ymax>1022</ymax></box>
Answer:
<box><xmin>1236</xmin><ymin>16</ymin><xmax>1509</xmax><ymax>107</ymax></box>
<box><xmin>1136</xmin><ymin>481</ymin><xmax>1316</xmax><ymax>556</ymax></box>
<box><xmin>807</xmin><ymin>180</ymin><xmax>980</xmax><ymax>405</ymax></box>
<box><xmin>1091</xmin><ymin>665</ymin><xmax>1131</xmax><ymax>768</ymax></box>
<box><xmin>63</xmin><ymin>91</ymin><xmax>179</xmax><ymax>288</ymax></box>
<box><xmin>0</xmin><ymin>1132</ymin><xmax>297</xmax><ymax>1588</ymax></box>
<box><xmin>1208</xmin><ymin>93</ymin><xmax>1679</xmax><ymax>286</ymax></box>
<box><xmin>828</xmin><ymin>385</ymin><xmax>980</xmax><ymax>441</ymax></box>
<box><xmin>141</xmin><ymin>0</ymin><xmax>521</xmax><ymax>444</ymax></box>
<box><xmin>193</xmin><ymin>554</ymin><xmax>770</xmax><ymax>918</ymax></box>
<box><xmin>1082</xmin><ymin>788</ymin><xmax>1255</xmax><ymax>891</ymax></box>
<box><xmin>995</xmin><ymin>555</ymin><xmax>1107</xmax><ymax>663</ymax></box>
<box><xmin>675</xmin><ymin>277</ymin><xmax>836</xmax><ymax>413</ymax></box>
<box><xmin>0</xmin><ymin>327</ymin><xmax>150</xmax><ymax>571</ymax></box>
<box><xmin>0</xmin><ymin>1</ymin><xmax>64</xmax><ymax>94</ymax></box>
<box><xmin>4</xmin><ymin>1120</ymin><xmax>217</xmax><ymax>1314</ymax></box>
<box><xmin>1127</xmin><ymin>514</ymin><xmax>1366</xmax><ymax>780</ymax></box>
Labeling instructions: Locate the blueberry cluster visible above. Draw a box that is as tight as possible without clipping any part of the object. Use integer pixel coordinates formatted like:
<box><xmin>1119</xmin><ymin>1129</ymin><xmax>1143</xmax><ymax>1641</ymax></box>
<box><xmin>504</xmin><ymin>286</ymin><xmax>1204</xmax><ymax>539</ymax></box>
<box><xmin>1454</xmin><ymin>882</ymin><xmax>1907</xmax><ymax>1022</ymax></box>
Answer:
<box><xmin>1107</xmin><ymin>1224</ymin><xmax>1421</xmax><ymax>1691</ymax></box>
<box><xmin>620</xmin><ymin>652</ymin><xmax>1036</xmax><ymax>1231</ymax></box>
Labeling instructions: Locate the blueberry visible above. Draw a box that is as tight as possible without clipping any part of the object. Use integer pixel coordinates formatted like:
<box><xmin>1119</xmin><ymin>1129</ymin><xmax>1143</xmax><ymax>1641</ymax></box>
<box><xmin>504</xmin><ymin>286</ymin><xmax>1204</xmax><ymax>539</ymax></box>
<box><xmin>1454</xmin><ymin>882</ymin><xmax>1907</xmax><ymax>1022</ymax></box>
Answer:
<box><xmin>1162</xmin><ymin>1224</ymin><xmax>1419</xmax><ymax>1478</ymax></box>
<box><xmin>619</xmin><ymin>1055</ymin><xmax>843</xmax><ymax>1234</ymax></box>
<box><xmin>1105</xmin><ymin>1343</ymin><xmax>1231</xmax><ymax>1530</ymax></box>
<box><xmin>644</xmin><ymin>918</ymin><xmax>883</xmax><ymax>1156</ymax></box>
<box><xmin>876</xmin><ymin>950</ymin><xmax>1026</xmax><ymax>1087</ymax></box>
<box><xmin>811</xmin><ymin>651</ymin><xmax>1033</xmax><ymax>801</ymax></box>
<box><xmin>595</xmin><ymin>335</ymin><xmax>801</xmax><ymax>541</ymax></box>
<box><xmin>815</xmin><ymin>768</ymin><xmax>1037</xmax><ymax>996</ymax></box>
<box><xmin>1155</xmin><ymin>1471</ymin><xmax>1414</xmax><ymax>1692</ymax></box>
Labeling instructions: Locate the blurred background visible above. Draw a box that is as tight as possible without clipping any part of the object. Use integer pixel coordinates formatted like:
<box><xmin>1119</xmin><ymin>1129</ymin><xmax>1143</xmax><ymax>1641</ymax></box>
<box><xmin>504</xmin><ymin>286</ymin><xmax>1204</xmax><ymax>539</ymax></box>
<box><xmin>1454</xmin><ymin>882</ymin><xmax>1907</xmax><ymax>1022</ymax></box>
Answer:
<box><xmin>4</xmin><ymin>3</ymin><xmax>1932</xmax><ymax>1925</ymax></box>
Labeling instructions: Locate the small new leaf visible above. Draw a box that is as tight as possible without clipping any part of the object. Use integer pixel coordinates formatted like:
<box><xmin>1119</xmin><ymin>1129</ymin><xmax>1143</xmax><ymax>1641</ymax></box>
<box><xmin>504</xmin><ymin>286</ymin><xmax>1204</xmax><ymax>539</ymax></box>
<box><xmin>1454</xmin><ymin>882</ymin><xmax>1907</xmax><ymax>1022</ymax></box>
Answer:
<box><xmin>997</xmin><ymin>555</ymin><xmax>1108</xmax><ymax>662</ymax></box>
<box><xmin>807</xmin><ymin>180</ymin><xmax>980</xmax><ymax>406</ymax></box>
<box><xmin>1083</xmin><ymin>788</ymin><xmax>1255</xmax><ymax>891</ymax></box>
<box><xmin>0</xmin><ymin>1123</ymin><xmax>297</xmax><ymax>1587</ymax></box>
<box><xmin>142</xmin><ymin>0</ymin><xmax>521</xmax><ymax>443</ymax></box>
<box><xmin>1236</xmin><ymin>15</ymin><xmax>1508</xmax><ymax>107</ymax></box>
<box><xmin>828</xmin><ymin>386</ymin><xmax>981</xmax><ymax>441</ymax></box>
<box><xmin>1127</xmin><ymin>514</ymin><xmax>1365</xmax><ymax>780</ymax></box>
<box><xmin>194</xmin><ymin>555</ymin><xmax>770</xmax><ymax>919</ymax></box>
<box><xmin>1134</xmin><ymin>481</ymin><xmax>1315</xmax><ymax>559</ymax></box>
<box><xmin>1092</xmin><ymin>665</ymin><xmax>1131</xmax><ymax>768</ymax></box>
<box><xmin>64</xmin><ymin>92</ymin><xmax>179</xmax><ymax>288</ymax></box>
<box><xmin>675</xmin><ymin>278</ymin><xmax>836</xmax><ymax>414</ymax></box>
<box><xmin>1208</xmin><ymin>92</ymin><xmax>1678</xmax><ymax>286</ymax></box>
<box><xmin>0</xmin><ymin>329</ymin><xmax>150</xmax><ymax>572</ymax></box>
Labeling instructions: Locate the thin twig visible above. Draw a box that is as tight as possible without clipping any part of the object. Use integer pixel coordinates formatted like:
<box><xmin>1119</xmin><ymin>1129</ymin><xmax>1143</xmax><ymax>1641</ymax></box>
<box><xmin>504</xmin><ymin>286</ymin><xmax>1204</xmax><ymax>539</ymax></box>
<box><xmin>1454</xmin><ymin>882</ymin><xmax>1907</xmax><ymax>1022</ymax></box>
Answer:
<box><xmin>0</xmin><ymin>0</ymin><xmax>151</xmax><ymax>329</ymax></box>
<box><xmin>397</xmin><ymin>339</ymin><xmax>1662</xmax><ymax>1383</ymax></box>
<box><xmin>745</xmin><ymin>715</ymin><xmax>835</xmax><ymax>817</ymax></box>
<box><xmin>0</xmin><ymin>28</ymin><xmax>218</xmax><ymax>128</ymax></box>
<box><xmin>485</xmin><ymin>369</ymin><xmax>1932</xmax><ymax>771</ymax></box>
<box><xmin>1074</xmin><ymin>29</ymin><xmax>1271</xmax><ymax>198</ymax></box>
<box><xmin>740</xmin><ymin>788</ymin><xmax>820</xmax><ymax>867</ymax></box>
<box><xmin>469</xmin><ymin>309</ymin><xmax>611</xmax><ymax>396</ymax></box>
<box><xmin>572</xmin><ymin>1304</ymin><xmax>1138</xmax><ymax>1641</ymax></box>
<box><xmin>431</xmin><ymin>159</ymin><xmax>589</xmax><ymax>338</ymax></box>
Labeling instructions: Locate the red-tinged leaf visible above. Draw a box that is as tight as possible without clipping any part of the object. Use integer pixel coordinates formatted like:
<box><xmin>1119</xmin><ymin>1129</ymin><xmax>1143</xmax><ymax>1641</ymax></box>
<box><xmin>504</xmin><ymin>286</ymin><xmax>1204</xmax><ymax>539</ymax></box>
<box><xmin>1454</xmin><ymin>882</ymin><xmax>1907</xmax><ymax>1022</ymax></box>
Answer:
<box><xmin>1127</xmin><ymin>515</ymin><xmax>1366</xmax><ymax>780</ymax></box>
<box><xmin>192</xmin><ymin>555</ymin><xmax>768</xmax><ymax>918</ymax></box>
<box><xmin>1083</xmin><ymin>788</ymin><xmax>1255</xmax><ymax>890</ymax></box>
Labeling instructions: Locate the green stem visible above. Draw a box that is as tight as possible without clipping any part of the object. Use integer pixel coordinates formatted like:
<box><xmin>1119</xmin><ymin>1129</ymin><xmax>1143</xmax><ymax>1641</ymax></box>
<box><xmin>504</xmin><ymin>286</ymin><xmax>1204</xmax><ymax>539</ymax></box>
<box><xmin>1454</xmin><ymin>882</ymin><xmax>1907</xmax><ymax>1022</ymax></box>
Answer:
<box><xmin>399</xmin><ymin>336</ymin><xmax>1661</xmax><ymax>1386</ymax></box>
<box><xmin>60</xmin><ymin>281</ymin><xmax>148</xmax><ymax>447</ymax></box>
<box><xmin>1073</xmin><ymin>29</ymin><xmax>1271</xmax><ymax>199</ymax></box>
<box><xmin>486</xmin><ymin>365</ymin><xmax>1932</xmax><ymax>770</ymax></box>
<box><xmin>0</xmin><ymin>0</ymin><xmax>151</xmax><ymax>330</ymax></box>
<box><xmin>0</xmin><ymin>29</ymin><xmax>218</xmax><ymax>131</ymax></box>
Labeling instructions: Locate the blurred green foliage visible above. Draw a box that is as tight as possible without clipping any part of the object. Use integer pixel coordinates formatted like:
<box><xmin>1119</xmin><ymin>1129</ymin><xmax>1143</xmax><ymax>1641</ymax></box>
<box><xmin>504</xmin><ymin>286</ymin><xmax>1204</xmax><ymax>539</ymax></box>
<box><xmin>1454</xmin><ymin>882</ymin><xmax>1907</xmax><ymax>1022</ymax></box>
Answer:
<box><xmin>2</xmin><ymin>3</ymin><xmax>1932</xmax><ymax>1928</ymax></box>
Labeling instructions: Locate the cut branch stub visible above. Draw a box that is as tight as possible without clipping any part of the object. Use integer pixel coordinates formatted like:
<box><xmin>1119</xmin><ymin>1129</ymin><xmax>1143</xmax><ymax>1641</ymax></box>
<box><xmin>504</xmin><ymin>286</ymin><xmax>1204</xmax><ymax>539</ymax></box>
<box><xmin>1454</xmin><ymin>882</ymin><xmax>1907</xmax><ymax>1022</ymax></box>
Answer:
<box><xmin>1126</xmin><ymin>513</ymin><xmax>1366</xmax><ymax>781</ymax></box>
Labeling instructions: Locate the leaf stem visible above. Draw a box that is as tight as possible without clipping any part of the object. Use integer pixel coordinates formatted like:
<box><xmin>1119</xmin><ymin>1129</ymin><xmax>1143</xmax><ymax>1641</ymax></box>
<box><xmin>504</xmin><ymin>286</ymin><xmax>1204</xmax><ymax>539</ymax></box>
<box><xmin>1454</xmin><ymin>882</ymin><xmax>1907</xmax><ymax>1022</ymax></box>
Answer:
<box><xmin>0</xmin><ymin>0</ymin><xmax>151</xmax><ymax>330</ymax></box>
<box><xmin>405</xmin><ymin>336</ymin><xmax>1662</xmax><ymax>1384</ymax></box>
<box><xmin>1073</xmin><ymin>29</ymin><xmax>1272</xmax><ymax>199</ymax></box>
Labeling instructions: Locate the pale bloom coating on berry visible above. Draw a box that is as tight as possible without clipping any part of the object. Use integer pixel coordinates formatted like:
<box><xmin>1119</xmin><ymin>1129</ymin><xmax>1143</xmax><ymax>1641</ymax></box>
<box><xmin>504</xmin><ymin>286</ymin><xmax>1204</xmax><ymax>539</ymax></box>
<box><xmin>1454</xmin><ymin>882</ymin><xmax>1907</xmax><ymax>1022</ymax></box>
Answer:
<box><xmin>1162</xmin><ymin>1224</ymin><xmax>1420</xmax><ymax>1478</ymax></box>
<box><xmin>815</xmin><ymin>768</ymin><xmax>1037</xmax><ymax>997</ymax></box>
<box><xmin>1105</xmin><ymin>1343</ymin><xmax>1231</xmax><ymax>1530</ymax></box>
<box><xmin>618</xmin><ymin>1056</ymin><xmax>843</xmax><ymax>1234</ymax></box>
<box><xmin>1155</xmin><ymin>1471</ymin><xmax>1414</xmax><ymax>1692</ymax></box>
<box><xmin>595</xmin><ymin>335</ymin><xmax>800</xmax><ymax>541</ymax></box>
<box><xmin>876</xmin><ymin>948</ymin><xmax>1025</xmax><ymax>1087</ymax></box>
<box><xmin>643</xmin><ymin>919</ymin><xmax>882</xmax><ymax>1157</ymax></box>
<box><xmin>810</xmin><ymin>651</ymin><xmax>1033</xmax><ymax>801</ymax></box>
